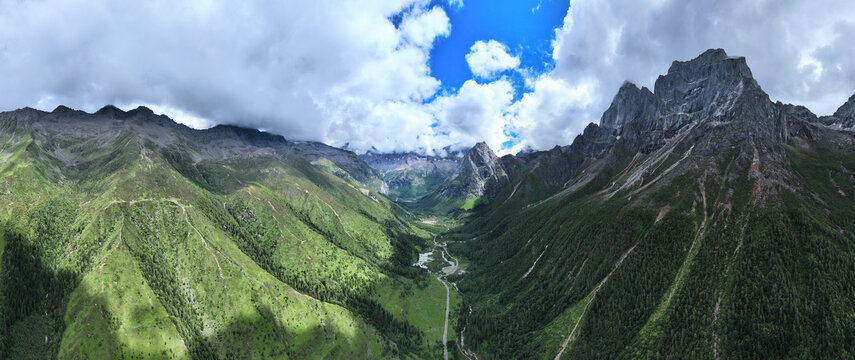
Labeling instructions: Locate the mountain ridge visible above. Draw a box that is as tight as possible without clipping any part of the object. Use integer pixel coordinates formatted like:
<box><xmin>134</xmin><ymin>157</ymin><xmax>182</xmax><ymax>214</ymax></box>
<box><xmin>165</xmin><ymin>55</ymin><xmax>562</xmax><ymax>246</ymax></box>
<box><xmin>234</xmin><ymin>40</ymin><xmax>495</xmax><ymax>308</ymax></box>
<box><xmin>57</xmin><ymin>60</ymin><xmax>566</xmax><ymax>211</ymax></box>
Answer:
<box><xmin>2</xmin><ymin>48</ymin><xmax>855</xmax><ymax>359</ymax></box>
<box><xmin>441</xmin><ymin>48</ymin><xmax>855</xmax><ymax>359</ymax></box>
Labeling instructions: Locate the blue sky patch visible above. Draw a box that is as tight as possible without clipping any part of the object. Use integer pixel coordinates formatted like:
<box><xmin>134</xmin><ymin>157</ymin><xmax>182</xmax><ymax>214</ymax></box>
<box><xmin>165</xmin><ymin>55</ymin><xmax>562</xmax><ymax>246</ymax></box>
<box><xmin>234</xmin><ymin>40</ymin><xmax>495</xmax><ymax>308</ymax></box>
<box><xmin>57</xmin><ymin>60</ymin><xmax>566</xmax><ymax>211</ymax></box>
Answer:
<box><xmin>429</xmin><ymin>0</ymin><xmax>569</xmax><ymax>98</ymax></box>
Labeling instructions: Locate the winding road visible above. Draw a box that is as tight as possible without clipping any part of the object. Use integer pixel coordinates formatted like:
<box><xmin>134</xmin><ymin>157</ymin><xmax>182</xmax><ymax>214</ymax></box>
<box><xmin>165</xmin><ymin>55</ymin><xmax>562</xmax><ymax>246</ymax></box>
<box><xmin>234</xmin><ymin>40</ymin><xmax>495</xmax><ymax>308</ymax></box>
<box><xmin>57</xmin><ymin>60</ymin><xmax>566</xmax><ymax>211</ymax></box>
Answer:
<box><xmin>417</xmin><ymin>235</ymin><xmax>474</xmax><ymax>360</ymax></box>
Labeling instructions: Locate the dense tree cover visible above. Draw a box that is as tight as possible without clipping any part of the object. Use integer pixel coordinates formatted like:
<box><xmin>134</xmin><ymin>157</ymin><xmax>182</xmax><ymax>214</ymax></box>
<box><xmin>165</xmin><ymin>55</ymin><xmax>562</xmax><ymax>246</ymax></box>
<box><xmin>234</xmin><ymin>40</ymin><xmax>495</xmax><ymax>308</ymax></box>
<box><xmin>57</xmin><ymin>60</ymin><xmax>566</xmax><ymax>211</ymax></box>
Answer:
<box><xmin>0</xmin><ymin>200</ymin><xmax>80</xmax><ymax>358</ymax></box>
<box><xmin>447</xmin><ymin>143</ymin><xmax>855</xmax><ymax>359</ymax></box>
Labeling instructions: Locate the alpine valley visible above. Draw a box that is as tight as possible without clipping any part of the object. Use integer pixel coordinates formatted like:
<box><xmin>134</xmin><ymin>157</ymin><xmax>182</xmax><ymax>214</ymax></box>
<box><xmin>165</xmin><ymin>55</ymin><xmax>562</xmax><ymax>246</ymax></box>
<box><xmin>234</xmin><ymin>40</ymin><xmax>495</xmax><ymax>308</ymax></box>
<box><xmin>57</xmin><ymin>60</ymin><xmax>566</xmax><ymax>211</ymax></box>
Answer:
<box><xmin>2</xmin><ymin>49</ymin><xmax>855</xmax><ymax>360</ymax></box>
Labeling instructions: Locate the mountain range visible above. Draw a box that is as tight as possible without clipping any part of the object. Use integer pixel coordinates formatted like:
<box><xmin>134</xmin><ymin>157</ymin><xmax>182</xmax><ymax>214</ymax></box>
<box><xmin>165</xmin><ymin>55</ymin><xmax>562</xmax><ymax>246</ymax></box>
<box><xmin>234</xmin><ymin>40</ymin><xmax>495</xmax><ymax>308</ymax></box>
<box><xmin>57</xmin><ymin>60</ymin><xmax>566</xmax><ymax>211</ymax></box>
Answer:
<box><xmin>2</xmin><ymin>48</ymin><xmax>855</xmax><ymax>359</ymax></box>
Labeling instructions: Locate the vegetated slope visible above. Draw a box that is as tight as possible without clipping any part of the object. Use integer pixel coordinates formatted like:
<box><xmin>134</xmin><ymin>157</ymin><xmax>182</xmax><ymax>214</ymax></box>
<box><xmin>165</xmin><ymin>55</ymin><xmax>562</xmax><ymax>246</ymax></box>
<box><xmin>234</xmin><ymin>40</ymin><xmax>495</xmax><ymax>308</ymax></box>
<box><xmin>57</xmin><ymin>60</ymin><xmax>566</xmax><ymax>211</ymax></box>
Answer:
<box><xmin>447</xmin><ymin>49</ymin><xmax>855</xmax><ymax>359</ymax></box>
<box><xmin>0</xmin><ymin>106</ymin><xmax>445</xmax><ymax>358</ymax></box>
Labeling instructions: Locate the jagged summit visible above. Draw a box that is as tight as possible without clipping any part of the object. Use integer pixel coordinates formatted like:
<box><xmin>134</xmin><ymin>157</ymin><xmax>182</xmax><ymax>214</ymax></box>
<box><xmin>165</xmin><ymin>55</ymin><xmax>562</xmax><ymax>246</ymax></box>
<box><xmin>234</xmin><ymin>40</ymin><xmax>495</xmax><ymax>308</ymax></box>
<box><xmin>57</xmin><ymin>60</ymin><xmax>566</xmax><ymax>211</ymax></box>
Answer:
<box><xmin>51</xmin><ymin>105</ymin><xmax>86</xmax><ymax>115</ymax></box>
<box><xmin>831</xmin><ymin>94</ymin><xmax>855</xmax><ymax>128</ymax></box>
<box><xmin>433</xmin><ymin>141</ymin><xmax>510</xmax><ymax>200</ymax></box>
<box><xmin>600</xmin><ymin>82</ymin><xmax>654</xmax><ymax>133</ymax></box>
<box><xmin>471</xmin><ymin>141</ymin><xmax>491</xmax><ymax>151</ymax></box>
<box><xmin>834</xmin><ymin>94</ymin><xmax>855</xmax><ymax>118</ymax></box>
<box><xmin>599</xmin><ymin>48</ymin><xmax>761</xmax><ymax>140</ymax></box>
<box><xmin>491</xmin><ymin>48</ymin><xmax>855</xmax><ymax>217</ymax></box>
<box><xmin>129</xmin><ymin>105</ymin><xmax>155</xmax><ymax>116</ymax></box>
<box><xmin>654</xmin><ymin>48</ymin><xmax>758</xmax><ymax>119</ymax></box>
<box><xmin>666</xmin><ymin>48</ymin><xmax>750</xmax><ymax>75</ymax></box>
<box><xmin>94</xmin><ymin>104</ymin><xmax>123</xmax><ymax>116</ymax></box>
<box><xmin>93</xmin><ymin>104</ymin><xmax>156</xmax><ymax>119</ymax></box>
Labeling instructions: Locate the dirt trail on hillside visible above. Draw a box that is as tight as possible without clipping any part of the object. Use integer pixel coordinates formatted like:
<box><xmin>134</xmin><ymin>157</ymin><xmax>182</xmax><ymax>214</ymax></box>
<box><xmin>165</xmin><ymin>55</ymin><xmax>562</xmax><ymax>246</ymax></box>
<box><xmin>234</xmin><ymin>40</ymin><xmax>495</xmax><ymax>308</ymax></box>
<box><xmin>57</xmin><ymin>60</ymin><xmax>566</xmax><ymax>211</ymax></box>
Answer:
<box><xmin>172</xmin><ymin>200</ymin><xmax>225</xmax><ymax>279</ymax></box>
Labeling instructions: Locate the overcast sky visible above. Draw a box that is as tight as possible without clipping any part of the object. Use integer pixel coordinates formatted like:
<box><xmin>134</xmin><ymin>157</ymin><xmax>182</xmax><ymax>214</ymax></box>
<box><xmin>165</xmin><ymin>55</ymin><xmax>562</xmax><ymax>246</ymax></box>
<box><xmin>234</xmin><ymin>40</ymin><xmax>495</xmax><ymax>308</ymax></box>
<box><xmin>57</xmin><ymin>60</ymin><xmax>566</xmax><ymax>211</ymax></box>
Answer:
<box><xmin>1</xmin><ymin>0</ymin><xmax>854</xmax><ymax>155</ymax></box>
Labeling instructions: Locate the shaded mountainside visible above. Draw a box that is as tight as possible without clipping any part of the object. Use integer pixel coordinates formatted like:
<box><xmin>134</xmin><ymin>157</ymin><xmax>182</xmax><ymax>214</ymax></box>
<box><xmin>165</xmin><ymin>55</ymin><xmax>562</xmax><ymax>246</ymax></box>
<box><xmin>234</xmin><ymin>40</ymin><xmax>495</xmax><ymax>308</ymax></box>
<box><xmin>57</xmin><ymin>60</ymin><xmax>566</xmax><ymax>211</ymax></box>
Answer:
<box><xmin>444</xmin><ymin>49</ymin><xmax>855</xmax><ymax>359</ymax></box>
<box><xmin>0</xmin><ymin>106</ymin><xmax>452</xmax><ymax>359</ymax></box>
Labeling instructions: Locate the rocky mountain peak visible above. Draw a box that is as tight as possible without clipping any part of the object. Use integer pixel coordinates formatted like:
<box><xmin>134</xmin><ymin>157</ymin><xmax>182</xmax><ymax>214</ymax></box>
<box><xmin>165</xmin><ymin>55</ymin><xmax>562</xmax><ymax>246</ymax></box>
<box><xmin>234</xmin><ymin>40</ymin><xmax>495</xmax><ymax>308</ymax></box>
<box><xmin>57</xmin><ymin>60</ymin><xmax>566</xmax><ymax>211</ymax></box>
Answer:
<box><xmin>129</xmin><ymin>106</ymin><xmax>155</xmax><ymax>116</ymax></box>
<box><xmin>435</xmin><ymin>141</ymin><xmax>509</xmax><ymax>200</ymax></box>
<box><xmin>833</xmin><ymin>94</ymin><xmax>855</xmax><ymax>124</ymax></box>
<box><xmin>52</xmin><ymin>105</ymin><xmax>86</xmax><ymax>116</ymax></box>
<box><xmin>94</xmin><ymin>104</ymin><xmax>123</xmax><ymax>117</ymax></box>
<box><xmin>665</xmin><ymin>48</ymin><xmax>753</xmax><ymax>80</ymax></box>
<box><xmin>466</xmin><ymin>141</ymin><xmax>499</xmax><ymax>167</ymax></box>
<box><xmin>654</xmin><ymin>48</ymin><xmax>758</xmax><ymax>120</ymax></box>
<box><xmin>600</xmin><ymin>82</ymin><xmax>655</xmax><ymax>133</ymax></box>
<box><xmin>472</xmin><ymin>141</ymin><xmax>491</xmax><ymax>151</ymax></box>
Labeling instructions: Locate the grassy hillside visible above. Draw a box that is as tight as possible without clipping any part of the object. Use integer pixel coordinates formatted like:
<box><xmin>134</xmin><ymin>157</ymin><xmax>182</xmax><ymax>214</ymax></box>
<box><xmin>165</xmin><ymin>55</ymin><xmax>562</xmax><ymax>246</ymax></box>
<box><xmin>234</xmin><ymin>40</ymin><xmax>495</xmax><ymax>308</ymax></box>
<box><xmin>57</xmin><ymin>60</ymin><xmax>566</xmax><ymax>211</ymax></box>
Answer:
<box><xmin>0</xmin><ymin>109</ymin><xmax>453</xmax><ymax>359</ymax></box>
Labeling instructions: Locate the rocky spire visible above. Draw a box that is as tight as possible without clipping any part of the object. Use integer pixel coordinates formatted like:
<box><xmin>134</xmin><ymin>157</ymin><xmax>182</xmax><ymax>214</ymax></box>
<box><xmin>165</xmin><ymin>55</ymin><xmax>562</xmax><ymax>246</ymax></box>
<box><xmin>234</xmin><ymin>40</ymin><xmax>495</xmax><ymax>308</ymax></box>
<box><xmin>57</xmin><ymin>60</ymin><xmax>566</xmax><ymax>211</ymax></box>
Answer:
<box><xmin>653</xmin><ymin>48</ymin><xmax>758</xmax><ymax>119</ymax></box>
<box><xmin>437</xmin><ymin>141</ymin><xmax>510</xmax><ymax>199</ymax></box>
<box><xmin>831</xmin><ymin>94</ymin><xmax>855</xmax><ymax>128</ymax></box>
<box><xmin>600</xmin><ymin>82</ymin><xmax>655</xmax><ymax>133</ymax></box>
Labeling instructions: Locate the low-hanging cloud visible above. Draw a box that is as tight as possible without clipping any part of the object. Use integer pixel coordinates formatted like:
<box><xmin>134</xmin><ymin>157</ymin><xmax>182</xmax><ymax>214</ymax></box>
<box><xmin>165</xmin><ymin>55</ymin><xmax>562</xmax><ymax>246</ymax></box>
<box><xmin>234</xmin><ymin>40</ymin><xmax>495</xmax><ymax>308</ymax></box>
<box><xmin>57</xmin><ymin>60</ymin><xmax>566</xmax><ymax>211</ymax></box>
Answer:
<box><xmin>1</xmin><ymin>0</ymin><xmax>854</xmax><ymax>156</ymax></box>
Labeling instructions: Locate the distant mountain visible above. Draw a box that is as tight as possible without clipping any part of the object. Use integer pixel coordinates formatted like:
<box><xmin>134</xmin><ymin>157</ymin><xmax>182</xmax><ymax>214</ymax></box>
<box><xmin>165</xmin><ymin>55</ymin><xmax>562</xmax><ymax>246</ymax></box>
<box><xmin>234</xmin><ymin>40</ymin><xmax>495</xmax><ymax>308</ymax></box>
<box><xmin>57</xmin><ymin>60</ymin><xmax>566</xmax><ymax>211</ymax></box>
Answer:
<box><xmin>816</xmin><ymin>94</ymin><xmax>855</xmax><ymax>130</ymax></box>
<box><xmin>359</xmin><ymin>150</ymin><xmax>461</xmax><ymax>201</ymax></box>
<box><xmin>446</xmin><ymin>49</ymin><xmax>855</xmax><ymax>359</ymax></box>
<box><xmin>414</xmin><ymin>141</ymin><xmax>529</xmax><ymax>214</ymax></box>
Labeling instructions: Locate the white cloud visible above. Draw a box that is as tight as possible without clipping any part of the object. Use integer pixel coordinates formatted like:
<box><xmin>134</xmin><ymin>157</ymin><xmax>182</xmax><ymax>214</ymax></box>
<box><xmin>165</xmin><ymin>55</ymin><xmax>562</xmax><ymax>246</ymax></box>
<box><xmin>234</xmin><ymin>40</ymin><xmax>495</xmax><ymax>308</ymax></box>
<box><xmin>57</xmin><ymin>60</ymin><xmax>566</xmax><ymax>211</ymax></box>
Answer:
<box><xmin>511</xmin><ymin>76</ymin><xmax>595</xmax><ymax>153</ymax></box>
<box><xmin>2</xmin><ymin>0</ymin><xmax>855</xmax><ymax>156</ymax></box>
<box><xmin>465</xmin><ymin>40</ymin><xmax>521</xmax><ymax>79</ymax></box>
<box><xmin>401</xmin><ymin>6</ymin><xmax>451</xmax><ymax>48</ymax></box>
<box><xmin>0</xmin><ymin>0</ymin><xmax>449</xmax><ymax>152</ymax></box>
<box><xmin>430</xmin><ymin>79</ymin><xmax>516</xmax><ymax>153</ymax></box>
<box><xmin>448</xmin><ymin>0</ymin><xmax>464</xmax><ymax>11</ymax></box>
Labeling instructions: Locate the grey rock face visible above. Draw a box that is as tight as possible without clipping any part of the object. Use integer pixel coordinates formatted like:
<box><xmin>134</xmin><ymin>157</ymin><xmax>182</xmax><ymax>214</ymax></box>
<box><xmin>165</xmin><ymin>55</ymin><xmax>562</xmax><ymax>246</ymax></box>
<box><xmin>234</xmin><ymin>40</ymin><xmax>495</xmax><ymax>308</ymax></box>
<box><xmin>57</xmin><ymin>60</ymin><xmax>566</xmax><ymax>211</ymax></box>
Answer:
<box><xmin>822</xmin><ymin>95</ymin><xmax>855</xmax><ymax>129</ymax></box>
<box><xmin>436</xmin><ymin>142</ymin><xmax>510</xmax><ymax>199</ymax></box>
<box><xmin>654</xmin><ymin>49</ymin><xmax>757</xmax><ymax>119</ymax></box>
<box><xmin>834</xmin><ymin>95</ymin><xmax>855</xmax><ymax>122</ymax></box>
<box><xmin>600</xmin><ymin>82</ymin><xmax>655</xmax><ymax>133</ymax></box>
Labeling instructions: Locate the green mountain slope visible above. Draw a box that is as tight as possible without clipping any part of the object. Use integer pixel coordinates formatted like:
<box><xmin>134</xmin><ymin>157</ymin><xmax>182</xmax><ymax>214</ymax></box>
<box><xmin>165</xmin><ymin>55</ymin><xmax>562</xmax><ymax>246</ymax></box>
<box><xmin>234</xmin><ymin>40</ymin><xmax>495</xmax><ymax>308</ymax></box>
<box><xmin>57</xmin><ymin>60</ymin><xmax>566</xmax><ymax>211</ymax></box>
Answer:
<box><xmin>0</xmin><ymin>106</ymin><xmax>447</xmax><ymax>359</ymax></box>
<box><xmin>443</xmin><ymin>49</ymin><xmax>855</xmax><ymax>359</ymax></box>
<box><xmin>3</xmin><ymin>49</ymin><xmax>855</xmax><ymax>360</ymax></box>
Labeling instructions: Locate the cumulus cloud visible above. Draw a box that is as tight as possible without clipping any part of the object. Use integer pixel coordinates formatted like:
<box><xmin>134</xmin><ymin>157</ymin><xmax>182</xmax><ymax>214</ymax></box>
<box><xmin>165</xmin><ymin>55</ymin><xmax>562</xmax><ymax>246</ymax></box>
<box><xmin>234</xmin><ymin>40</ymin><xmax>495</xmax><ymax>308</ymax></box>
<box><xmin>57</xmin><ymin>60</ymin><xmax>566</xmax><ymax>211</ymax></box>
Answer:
<box><xmin>506</xmin><ymin>0</ymin><xmax>855</xmax><ymax>153</ymax></box>
<box><xmin>465</xmin><ymin>40</ymin><xmax>521</xmax><ymax>79</ymax></box>
<box><xmin>430</xmin><ymin>79</ymin><xmax>516</xmax><ymax>151</ymax></box>
<box><xmin>0</xmin><ymin>0</ymin><xmax>448</xmax><ymax>152</ymax></box>
<box><xmin>1</xmin><ymin>0</ymin><xmax>854</xmax><ymax>156</ymax></box>
<box><xmin>447</xmin><ymin>0</ymin><xmax>464</xmax><ymax>11</ymax></box>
